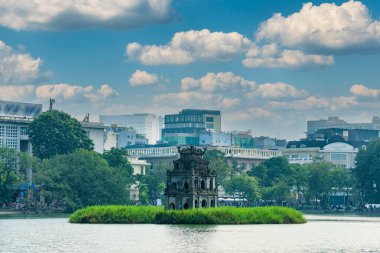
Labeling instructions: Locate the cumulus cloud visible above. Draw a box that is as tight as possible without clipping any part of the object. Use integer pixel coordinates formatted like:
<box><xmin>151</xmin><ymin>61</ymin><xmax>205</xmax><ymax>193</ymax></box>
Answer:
<box><xmin>127</xmin><ymin>29</ymin><xmax>252</xmax><ymax>65</ymax></box>
<box><xmin>249</xmin><ymin>82</ymin><xmax>308</xmax><ymax>99</ymax></box>
<box><xmin>256</xmin><ymin>1</ymin><xmax>380</xmax><ymax>53</ymax></box>
<box><xmin>181</xmin><ymin>72</ymin><xmax>256</xmax><ymax>92</ymax></box>
<box><xmin>129</xmin><ymin>70</ymin><xmax>159</xmax><ymax>86</ymax></box>
<box><xmin>269</xmin><ymin>96</ymin><xmax>357</xmax><ymax>111</ymax></box>
<box><xmin>243</xmin><ymin>48</ymin><xmax>334</xmax><ymax>69</ymax></box>
<box><xmin>350</xmin><ymin>84</ymin><xmax>380</xmax><ymax>97</ymax></box>
<box><xmin>0</xmin><ymin>0</ymin><xmax>174</xmax><ymax>31</ymax></box>
<box><xmin>0</xmin><ymin>41</ymin><xmax>43</xmax><ymax>84</ymax></box>
<box><xmin>0</xmin><ymin>85</ymin><xmax>35</xmax><ymax>101</ymax></box>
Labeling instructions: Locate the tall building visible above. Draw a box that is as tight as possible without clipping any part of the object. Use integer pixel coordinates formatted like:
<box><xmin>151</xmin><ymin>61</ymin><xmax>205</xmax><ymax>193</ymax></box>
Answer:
<box><xmin>0</xmin><ymin>101</ymin><xmax>42</xmax><ymax>154</ymax></box>
<box><xmin>99</xmin><ymin>113</ymin><xmax>162</xmax><ymax>145</ymax></box>
<box><xmin>307</xmin><ymin>116</ymin><xmax>380</xmax><ymax>139</ymax></box>
<box><xmin>162</xmin><ymin>109</ymin><xmax>221</xmax><ymax>145</ymax></box>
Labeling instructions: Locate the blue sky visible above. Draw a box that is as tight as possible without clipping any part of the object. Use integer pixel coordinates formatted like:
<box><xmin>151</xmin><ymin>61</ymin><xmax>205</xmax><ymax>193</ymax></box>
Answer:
<box><xmin>1</xmin><ymin>0</ymin><xmax>380</xmax><ymax>140</ymax></box>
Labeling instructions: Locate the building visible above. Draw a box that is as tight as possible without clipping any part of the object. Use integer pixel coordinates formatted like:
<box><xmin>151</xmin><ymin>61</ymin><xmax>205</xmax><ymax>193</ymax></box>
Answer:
<box><xmin>199</xmin><ymin>131</ymin><xmax>233</xmax><ymax>147</ymax></box>
<box><xmin>100</xmin><ymin>113</ymin><xmax>162</xmax><ymax>145</ymax></box>
<box><xmin>164</xmin><ymin>146</ymin><xmax>217</xmax><ymax>209</ymax></box>
<box><xmin>128</xmin><ymin>156</ymin><xmax>151</xmax><ymax>202</ymax></box>
<box><xmin>0</xmin><ymin>101</ymin><xmax>42</xmax><ymax>154</ymax></box>
<box><xmin>282</xmin><ymin>147</ymin><xmax>321</xmax><ymax>164</ymax></box>
<box><xmin>81</xmin><ymin>121</ymin><xmax>106</xmax><ymax>154</ymax></box>
<box><xmin>232</xmin><ymin>130</ymin><xmax>254</xmax><ymax>148</ymax></box>
<box><xmin>307</xmin><ymin>116</ymin><xmax>380</xmax><ymax>139</ymax></box>
<box><xmin>103</xmin><ymin>126</ymin><xmax>149</xmax><ymax>151</ymax></box>
<box><xmin>320</xmin><ymin>142</ymin><xmax>357</xmax><ymax>169</ymax></box>
<box><xmin>254</xmin><ymin>136</ymin><xmax>287</xmax><ymax>149</ymax></box>
<box><xmin>162</xmin><ymin>109</ymin><xmax>221</xmax><ymax>145</ymax></box>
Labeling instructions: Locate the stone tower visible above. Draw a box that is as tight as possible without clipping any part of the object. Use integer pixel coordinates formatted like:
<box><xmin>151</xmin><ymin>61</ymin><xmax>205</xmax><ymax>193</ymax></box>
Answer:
<box><xmin>164</xmin><ymin>146</ymin><xmax>218</xmax><ymax>210</ymax></box>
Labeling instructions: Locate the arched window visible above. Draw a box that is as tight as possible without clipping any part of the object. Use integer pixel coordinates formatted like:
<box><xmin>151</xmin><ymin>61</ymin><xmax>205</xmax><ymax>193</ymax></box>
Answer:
<box><xmin>169</xmin><ymin>203</ymin><xmax>175</xmax><ymax>210</ymax></box>
<box><xmin>209</xmin><ymin>179</ymin><xmax>213</xmax><ymax>190</ymax></box>
<box><xmin>171</xmin><ymin>182</ymin><xmax>177</xmax><ymax>189</ymax></box>
<box><xmin>184</xmin><ymin>181</ymin><xmax>189</xmax><ymax>189</ymax></box>
<box><xmin>194</xmin><ymin>199</ymin><xmax>199</xmax><ymax>208</ymax></box>
<box><xmin>291</xmin><ymin>145</ymin><xmax>296</xmax><ymax>149</ymax></box>
<box><xmin>300</xmin><ymin>144</ymin><xmax>306</xmax><ymax>148</ymax></box>
<box><xmin>194</xmin><ymin>178</ymin><xmax>199</xmax><ymax>189</ymax></box>
<box><xmin>201</xmin><ymin>179</ymin><xmax>206</xmax><ymax>189</ymax></box>
<box><xmin>201</xmin><ymin>199</ymin><xmax>207</xmax><ymax>208</ymax></box>
<box><xmin>183</xmin><ymin>203</ymin><xmax>189</xmax><ymax>209</ymax></box>
<box><xmin>211</xmin><ymin>198</ymin><xmax>215</xmax><ymax>207</ymax></box>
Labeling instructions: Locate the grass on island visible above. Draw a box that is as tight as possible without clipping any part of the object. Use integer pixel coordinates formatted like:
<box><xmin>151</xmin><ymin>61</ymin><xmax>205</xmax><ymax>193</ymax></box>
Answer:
<box><xmin>69</xmin><ymin>206</ymin><xmax>305</xmax><ymax>225</ymax></box>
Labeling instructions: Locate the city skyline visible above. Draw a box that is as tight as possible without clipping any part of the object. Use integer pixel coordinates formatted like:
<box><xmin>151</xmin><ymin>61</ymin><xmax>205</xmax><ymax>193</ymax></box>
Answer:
<box><xmin>1</xmin><ymin>0</ymin><xmax>380</xmax><ymax>140</ymax></box>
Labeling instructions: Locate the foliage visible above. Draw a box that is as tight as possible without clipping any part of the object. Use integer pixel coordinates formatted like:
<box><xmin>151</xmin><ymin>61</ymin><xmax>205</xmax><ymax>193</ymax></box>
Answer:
<box><xmin>224</xmin><ymin>175</ymin><xmax>261</xmax><ymax>204</ymax></box>
<box><xmin>142</xmin><ymin>164</ymin><xmax>168</xmax><ymax>202</ymax></box>
<box><xmin>28</xmin><ymin>110</ymin><xmax>94</xmax><ymax>159</ymax></box>
<box><xmin>0</xmin><ymin>148</ymin><xmax>34</xmax><ymax>203</ymax></box>
<box><xmin>69</xmin><ymin>205</ymin><xmax>305</xmax><ymax>224</ymax></box>
<box><xmin>248</xmin><ymin>157</ymin><xmax>291</xmax><ymax>187</ymax></box>
<box><xmin>354</xmin><ymin>139</ymin><xmax>380</xmax><ymax>203</ymax></box>
<box><xmin>102</xmin><ymin>148</ymin><xmax>133</xmax><ymax>175</ymax></box>
<box><xmin>34</xmin><ymin>149</ymin><xmax>131</xmax><ymax>212</ymax></box>
<box><xmin>204</xmin><ymin>150</ymin><xmax>232</xmax><ymax>186</ymax></box>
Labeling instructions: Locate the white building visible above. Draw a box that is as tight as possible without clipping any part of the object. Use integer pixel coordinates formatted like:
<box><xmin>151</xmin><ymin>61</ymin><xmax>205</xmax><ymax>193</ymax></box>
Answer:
<box><xmin>81</xmin><ymin>121</ymin><xmax>106</xmax><ymax>154</ymax></box>
<box><xmin>321</xmin><ymin>142</ymin><xmax>357</xmax><ymax>169</ymax></box>
<box><xmin>100</xmin><ymin>113</ymin><xmax>162</xmax><ymax>145</ymax></box>
<box><xmin>0</xmin><ymin>101</ymin><xmax>42</xmax><ymax>154</ymax></box>
<box><xmin>282</xmin><ymin>147</ymin><xmax>320</xmax><ymax>164</ymax></box>
<box><xmin>199</xmin><ymin>131</ymin><xmax>233</xmax><ymax>147</ymax></box>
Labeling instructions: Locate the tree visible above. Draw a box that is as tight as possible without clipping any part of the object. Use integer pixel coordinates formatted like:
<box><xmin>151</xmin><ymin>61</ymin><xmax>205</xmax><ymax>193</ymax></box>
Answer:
<box><xmin>102</xmin><ymin>148</ymin><xmax>133</xmax><ymax>175</ymax></box>
<box><xmin>34</xmin><ymin>149</ymin><xmax>130</xmax><ymax>212</ymax></box>
<box><xmin>248</xmin><ymin>157</ymin><xmax>292</xmax><ymax>187</ymax></box>
<box><xmin>354</xmin><ymin>139</ymin><xmax>380</xmax><ymax>204</ymax></box>
<box><xmin>28</xmin><ymin>110</ymin><xmax>94</xmax><ymax>159</ymax></box>
<box><xmin>290</xmin><ymin>164</ymin><xmax>311</xmax><ymax>205</ymax></box>
<box><xmin>0</xmin><ymin>148</ymin><xmax>32</xmax><ymax>203</ymax></box>
<box><xmin>224</xmin><ymin>175</ymin><xmax>261</xmax><ymax>205</ymax></box>
<box><xmin>143</xmin><ymin>163</ymin><xmax>168</xmax><ymax>202</ymax></box>
<box><xmin>307</xmin><ymin>162</ymin><xmax>334</xmax><ymax>208</ymax></box>
<box><xmin>262</xmin><ymin>180</ymin><xmax>291</xmax><ymax>205</ymax></box>
<box><xmin>204</xmin><ymin>150</ymin><xmax>232</xmax><ymax>186</ymax></box>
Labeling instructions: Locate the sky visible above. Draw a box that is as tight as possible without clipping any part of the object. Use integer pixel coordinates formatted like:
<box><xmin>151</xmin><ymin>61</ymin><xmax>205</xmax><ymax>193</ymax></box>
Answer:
<box><xmin>1</xmin><ymin>0</ymin><xmax>380</xmax><ymax>140</ymax></box>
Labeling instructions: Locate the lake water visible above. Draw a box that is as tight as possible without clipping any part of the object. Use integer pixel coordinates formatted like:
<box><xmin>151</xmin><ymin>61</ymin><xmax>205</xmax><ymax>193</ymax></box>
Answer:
<box><xmin>1</xmin><ymin>215</ymin><xmax>380</xmax><ymax>253</ymax></box>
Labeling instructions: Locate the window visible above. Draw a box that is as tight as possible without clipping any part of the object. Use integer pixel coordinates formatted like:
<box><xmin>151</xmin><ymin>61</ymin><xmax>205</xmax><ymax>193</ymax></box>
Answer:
<box><xmin>5</xmin><ymin>126</ymin><xmax>18</xmax><ymax>138</ymax></box>
<box><xmin>0</xmin><ymin>126</ymin><xmax>4</xmax><ymax>137</ymax></box>
<box><xmin>300</xmin><ymin>144</ymin><xmax>306</xmax><ymax>148</ymax></box>
<box><xmin>20</xmin><ymin>127</ymin><xmax>28</xmax><ymax>135</ymax></box>
<box><xmin>290</xmin><ymin>145</ymin><xmax>296</xmax><ymax>148</ymax></box>
<box><xmin>206</xmin><ymin>117</ymin><xmax>214</xmax><ymax>122</ymax></box>
<box><xmin>0</xmin><ymin>139</ymin><xmax>3</xmax><ymax>147</ymax></box>
<box><xmin>5</xmin><ymin>139</ymin><xmax>17</xmax><ymax>149</ymax></box>
<box><xmin>331</xmin><ymin>153</ymin><xmax>347</xmax><ymax>161</ymax></box>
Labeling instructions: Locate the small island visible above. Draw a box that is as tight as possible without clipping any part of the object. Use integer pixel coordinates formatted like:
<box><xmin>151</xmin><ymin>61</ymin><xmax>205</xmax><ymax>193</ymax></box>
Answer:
<box><xmin>69</xmin><ymin>205</ymin><xmax>305</xmax><ymax>224</ymax></box>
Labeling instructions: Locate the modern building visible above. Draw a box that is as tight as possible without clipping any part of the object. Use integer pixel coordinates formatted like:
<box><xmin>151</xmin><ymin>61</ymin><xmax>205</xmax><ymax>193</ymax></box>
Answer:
<box><xmin>162</xmin><ymin>109</ymin><xmax>221</xmax><ymax>145</ymax></box>
<box><xmin>282</xmin><ymin>147</ymin><xmax>321</xmax><ymax>164</ymax></box>
<box><xmin>232</xmin><ymin>130</ymin><xmax>254</xmax><ymax>148</ymax></box>
<box><xmin>81</xmin><ymin>121</ymin><xmax>106</xmax><ymax>154</ymax></box>
<box><xmin>100</xmin><ymin>113</ymin><xmax>162</xmax><ymax>145</ymax></box>
<box><xmin>307</xmin><ymin>116</ymin><xmax>380</xmax><ymax>139</ymax></box>
<box><xmin>320</xmin><ymin>142</ymin><xmax>357</xmax><ymax>169</ymax></box>
<box><xmin>253</xmin><ymin>136</ymin><xmax>287</xmax><ymax>150</ymax></box>
<box><xmin>0</xmin><ymin>101</ymin><xmax>42</xmax><ymax>154</ymax></box>
<box><xmin>103</xmin><ymin>126</ymin><xmax>149</xmax><ymax>151</ymax></box>
<box><xmin>199</xmin><ymin>131</ymin><xmax>233</xmax><ymax>147</ymax></box>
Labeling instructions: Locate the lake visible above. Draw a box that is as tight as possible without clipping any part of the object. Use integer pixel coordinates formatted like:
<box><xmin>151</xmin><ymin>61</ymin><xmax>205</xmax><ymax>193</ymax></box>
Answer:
<box><xmin>1</xmin><ymin>215</ymin><xmax>380</xmax><ymax>252</ymax></box>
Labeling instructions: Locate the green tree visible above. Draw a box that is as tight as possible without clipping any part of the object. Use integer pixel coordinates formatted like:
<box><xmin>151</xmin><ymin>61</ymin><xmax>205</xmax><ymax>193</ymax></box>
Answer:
<box><xmin>307</xmin><ymin>162</ymin><xmax>334</xmax><ymax>208</ymax></box>
<box><xmin>28</xmin><ymin>110</ymin><xmax>94</xmax><ymax>159</ymax></box>
<box><xmin>143</xmin><ymin>164</ymin><xmax>168</xmax><ymax>202</ymax></box>
<box><xmin>34</xmin><ymin>149</ymin><xmax>130</xmax><ymax>212</ymax></box>
<box><xmin>204</xmin><ymin>150</ymin><xmax>232</xmax><ymax>186</ymax></box>
<box><xmin>290</xmin><ymin>164</ymin><xmax>311</xmax><ymax>204</ymax></box>
<box><xmin>0</xmin><ymin>148</ymin><xmax>32</xmax><ymax>203</ymax></box>
<box><xmin>262</xmin><ymin>180</ymin><xmax>291</xmax><ymax>205</ymax></box>
<box><xmin>102</xmin><ymin>148</ymin><xmax>133</xmax><ymax>175</ymax></box>
<box><xmin>354</xmin><ymin>139</ymin><xmax>380</xmax><ymax>204</ymax></box>
<box><xmin>224</xmin><ymin>175</ymin><xmax>261</xmax><ymax>205</ymax></box>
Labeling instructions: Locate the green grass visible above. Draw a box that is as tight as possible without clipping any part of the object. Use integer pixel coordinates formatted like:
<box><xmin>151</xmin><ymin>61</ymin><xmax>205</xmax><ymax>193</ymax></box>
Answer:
<box><xmin>69</xmin><ymin>206</ymin><xmax>305</xmax><ymax>224</ymax></box>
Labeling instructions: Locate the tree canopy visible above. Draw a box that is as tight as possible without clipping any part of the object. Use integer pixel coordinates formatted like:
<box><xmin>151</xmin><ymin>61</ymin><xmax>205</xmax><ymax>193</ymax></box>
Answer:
<box><xmin>28</xmin><ymin>110</ymin><xmax>94</xmax><ymax>159</ymax></box>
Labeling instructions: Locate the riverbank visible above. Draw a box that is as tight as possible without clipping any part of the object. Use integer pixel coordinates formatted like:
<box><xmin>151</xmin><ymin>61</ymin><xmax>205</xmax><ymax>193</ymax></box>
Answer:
<box><xmin>301</xmin><ymin>210</ymin><xmax>380</xmax><ymax>217</ymax></box>
<box><xmin>69</xmin><ymin>206</ymin><xmax>305</xmax><ymax>224</ymax></box>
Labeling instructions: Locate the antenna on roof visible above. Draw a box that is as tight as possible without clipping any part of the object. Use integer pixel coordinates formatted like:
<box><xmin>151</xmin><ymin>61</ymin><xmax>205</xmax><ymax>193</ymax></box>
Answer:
<box><xmin>49</xmin><ymin>98</ymin><xmax>55</xmax><ymax>111</ymax></box>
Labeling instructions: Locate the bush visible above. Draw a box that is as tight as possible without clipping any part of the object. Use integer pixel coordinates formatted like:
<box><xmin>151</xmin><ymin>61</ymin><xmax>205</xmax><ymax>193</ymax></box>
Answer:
<box><xmin>70</xmin><ymin>206</ymin><xmax>305</xmax><ymax>224</ymax></box>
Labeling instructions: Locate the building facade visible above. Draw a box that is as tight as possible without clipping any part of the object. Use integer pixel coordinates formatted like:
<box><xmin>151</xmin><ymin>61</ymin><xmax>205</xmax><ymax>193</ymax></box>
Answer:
<box><xmin>128</xmin><ymin>157</ymin><xmax>151</xmax><ymax>202</ymax></box>
<box><xmin>100</xmin><ymin>113</ymin><xmax>162</xmax><ymax>145</ymax></box>
<box><xmin>162</xmin><ymin>109</ymin><xmax>221</xmax><ymax>145</ymax></box>
<box><xmin>199</xmin><ymin>131</ymin><xmax>233</xmax><ymax>147</ymax></box>
<box><xmin>164</xmin><ymin>146</ymin><xmax>217</xmax><ymax>209</ymax></box>
<box><xmin>81</xmin><ymin>121</ymin><xmax>106</xmax><ymax>154</ymax></box>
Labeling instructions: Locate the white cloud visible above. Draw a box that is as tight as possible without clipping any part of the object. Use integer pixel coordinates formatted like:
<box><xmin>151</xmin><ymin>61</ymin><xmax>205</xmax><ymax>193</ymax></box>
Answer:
<box><xmin>0</xmin><ymin>85</ymin><xmax>35</xmax><ymax>101</ymax></box>
<box><xmin>350</xmin><ymin>84</ymin><xmax>380</xmax><ymax>97</ymax></box>
<box><xmin>269</xmin><ymin>96</ymin><xmax>357</xmax><ymax>111</ymax></box>
<box><xmin>129</xmin><ymin>70</ymin><xmax>159</xmax><ymax>86</ymax></box>
<box><xmin>256</xmin><ymin>1</ymin><xmax>380</xmax><ymax>53</ymax></box>
<box><xmin>127</xmin><ymin>29</ymin><xmax>252</xmax><ymax>65</ymax></box>
<box><xmin>250</xmin><ymin>82</ymin><xmax>308</xmax><ymax>99</ymax></box>
<box><xmin>0</xmin><ymin>41</ymin><xmax>43</xmax><ymax>84</ymax></box>
<box><xmin>181</xmin><ymin>72</ymin><xmax>256</xmax><ymax>92</ymax></box>
<box><xmin>243</xmin><ymin>45</ymin><xmax>334</xmax><ymax>69</ymax></box>
<box><xmin>35</xmin><ymin>83</ymin><xmax>118</xmax><ymax>102</ymax></box>
<box><xmin>224</xmin><ymin>107</ymin><xmax>274</xmax><ymax>121</ymax></box>
<box><xmin>220</xmin><ymin>98</ymin><xmax>240</xmax><ymax>109</ymax></box>
<box><xmin>0</xmin><ymin>0</ymin><xmax>173</xmax><ymax>31</ymax></box>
